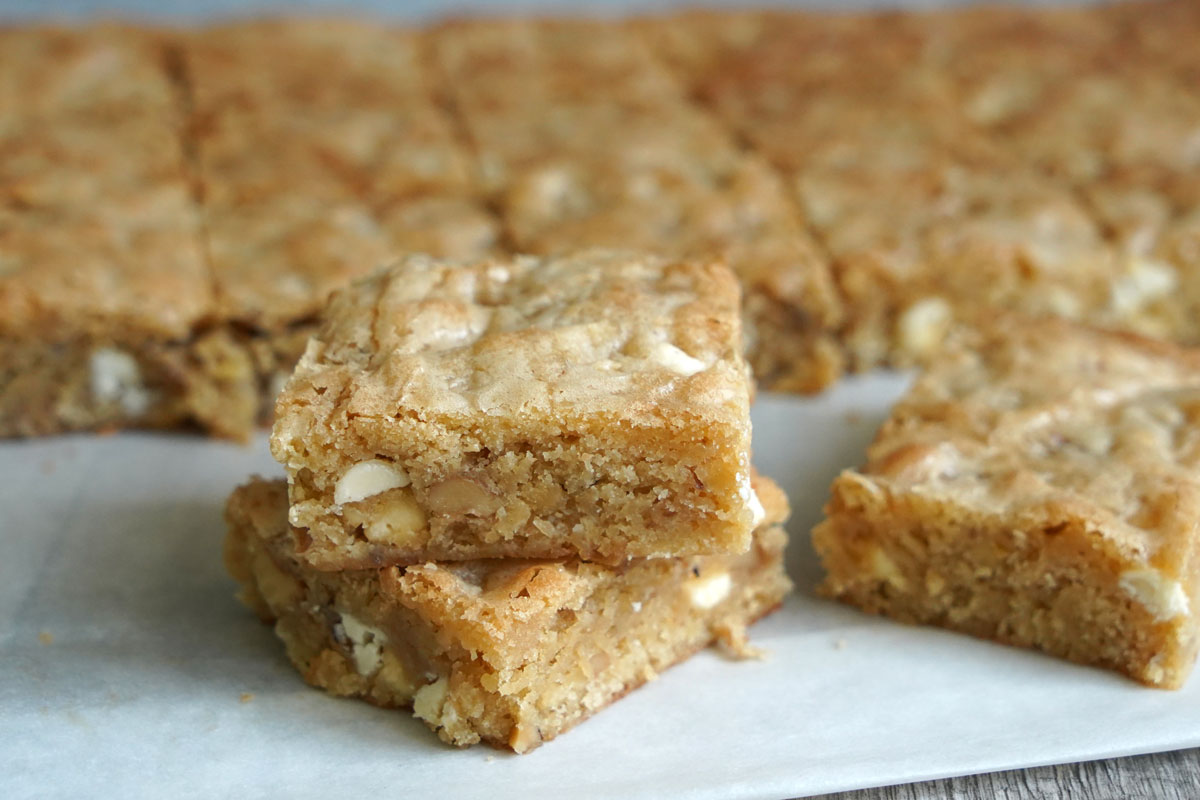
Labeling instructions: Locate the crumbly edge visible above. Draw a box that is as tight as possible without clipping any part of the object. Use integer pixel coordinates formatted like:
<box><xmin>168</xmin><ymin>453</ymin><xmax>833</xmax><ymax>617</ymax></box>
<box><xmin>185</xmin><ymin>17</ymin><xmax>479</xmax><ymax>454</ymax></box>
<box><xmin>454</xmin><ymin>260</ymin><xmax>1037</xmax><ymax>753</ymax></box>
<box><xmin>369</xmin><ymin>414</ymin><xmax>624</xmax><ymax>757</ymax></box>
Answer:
<box><xmin>813</xmin><ymin>472</ymin><xmax>1200</xmax><ymax>688</ymax></box>
<box><xmin>225</xmin><ymin>480</ymin><xmax>791</xmax><ymax>753</ymax></box>
<box><xmin>742</xmin><ymin>285</ymin><xmax>845</xmax><ymax>393</ymax></box>
<box><xmin>281</xmin><ymin>415</ymin><xmax>753</xmax><ymax>567</ymax></box>
<box><xmin>0</xmin><ymin>322</ymin><xmax>311</xmax><ymax>440</ymax></box>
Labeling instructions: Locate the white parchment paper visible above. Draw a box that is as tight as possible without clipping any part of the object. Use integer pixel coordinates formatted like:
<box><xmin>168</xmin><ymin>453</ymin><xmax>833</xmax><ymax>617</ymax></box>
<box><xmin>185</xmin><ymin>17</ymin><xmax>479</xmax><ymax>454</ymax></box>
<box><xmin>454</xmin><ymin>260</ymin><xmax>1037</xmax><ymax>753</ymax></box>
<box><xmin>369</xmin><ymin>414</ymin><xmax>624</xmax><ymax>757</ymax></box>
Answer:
<box><xmin>4</xmin><ymin>373</ymin><xmax>1200</xmax><ymax>799</ymax></box>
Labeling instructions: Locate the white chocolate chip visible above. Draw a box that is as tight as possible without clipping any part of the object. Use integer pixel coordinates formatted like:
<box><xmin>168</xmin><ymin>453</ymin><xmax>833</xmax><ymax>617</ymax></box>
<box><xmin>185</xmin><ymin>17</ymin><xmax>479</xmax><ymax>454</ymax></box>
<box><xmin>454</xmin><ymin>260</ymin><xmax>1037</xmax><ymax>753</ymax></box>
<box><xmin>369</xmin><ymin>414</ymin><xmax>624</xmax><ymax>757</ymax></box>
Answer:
<box><xmin>334</xmin><ymin>460</ymin><xmax>410</xmax><ymax>506</ymax></box>
<box><xmin>412</xmin><ymin>676</ymin><xmax>450</xmax><ymax>725</ymax></box>
<box><xmin>337</xmin><ymin>612</ymin><xmax>388</xmax><ymax>676</ymax></box>
<box><xmin>748</xmin><ymin>490</ymin><xmax>766</xmax><ymax>527</ymax></box>
<box><xmin>1120</xmin><ymin>569</ymin><xmax>1190</xmax><ymax>622</ymax></box>
<box><xmin>89</xmin><ymin>347</ymin><xmax>150</xmax><ymax>417</ymax></box>
<box><xmin>1040</xmin><ymin>286</ymin><xmax>1083</xmax><ymax>319</ymax></box>
<box><xmin>869</xmin><ymin>548</ymin><xmax>908</xmax><ymax>590</ymax></box>
<box><xmin>1111</xmin><ymin>258</ymin><xmax>1177</xmax><ymax>316</ymax></box>
<box><xmin>897</xmin><ymin>297</ymin><xmax>952</xmax><ymax>359</ymax></box>
<box><xmin>649</xmin><ymin>341</ymin><xmax>708</xmax><ymax>376</ymax></box>
<box><xmin>686</xmin><ymin>570</ymin><xmax>732</xmax><ymax>610</ymax></box>
<box><xmin>738</xmin><ymin>471</ymin><xmax>765</xmax><ymax>527</ymax></box>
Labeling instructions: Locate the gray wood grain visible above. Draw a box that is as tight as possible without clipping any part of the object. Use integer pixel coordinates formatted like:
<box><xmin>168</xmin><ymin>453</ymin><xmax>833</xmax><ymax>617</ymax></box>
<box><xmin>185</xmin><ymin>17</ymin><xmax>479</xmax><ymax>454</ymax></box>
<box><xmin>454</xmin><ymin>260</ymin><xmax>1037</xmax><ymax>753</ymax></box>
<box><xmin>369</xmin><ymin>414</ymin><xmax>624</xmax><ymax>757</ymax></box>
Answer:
<box><xmin>810</xmin><ymin>747</ymin><xmax>1200</xmax><ymax>800</ymax></box>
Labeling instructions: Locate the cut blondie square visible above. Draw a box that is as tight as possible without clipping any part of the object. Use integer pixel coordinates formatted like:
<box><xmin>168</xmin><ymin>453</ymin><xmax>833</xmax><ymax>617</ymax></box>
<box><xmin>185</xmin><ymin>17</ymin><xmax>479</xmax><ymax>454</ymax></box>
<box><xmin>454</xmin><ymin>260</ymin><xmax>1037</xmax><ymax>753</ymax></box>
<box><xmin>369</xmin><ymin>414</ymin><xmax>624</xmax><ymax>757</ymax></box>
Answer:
<box><xmin>224</xmin><ymin>476</ymin><xmax>791</xmax><ymax>753</ymax></box>
<box><xmin>272</xmin><ymin>250</ymin><xmax>759</xmax><ymax>568</ymax></box>
<box><xmin>813</xmin><ymin>316</ymin><xmax>1200</xmax><ymax>687</ymax></box>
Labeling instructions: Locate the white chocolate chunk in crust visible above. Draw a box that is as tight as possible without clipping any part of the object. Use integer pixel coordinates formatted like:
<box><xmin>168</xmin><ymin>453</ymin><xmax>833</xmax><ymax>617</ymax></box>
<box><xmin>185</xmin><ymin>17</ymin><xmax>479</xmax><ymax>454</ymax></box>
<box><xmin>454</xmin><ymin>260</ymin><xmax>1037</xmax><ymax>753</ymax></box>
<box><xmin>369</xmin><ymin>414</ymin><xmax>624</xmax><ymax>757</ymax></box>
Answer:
<box><xmin>1120</xmin><ymin>569</ymin><xmax>1190</xmax><ymax>622</ymax></box>
<box><xmin>412</xmin><ymin>676</ymin><xmax>450</xmax><ymax>726</ymax></box>
<box><xmin>1111</xmin><ymin>258</ymin><xmax>1177</xmax><ymax>317</ymax></box>
<box><xmin>338</xmin><ymin>611</ymin><xmax>388</xmax><ymax>676</ymax></box>
<box><xmin>748</xmin><ymin>490</ymin><xmax>766</xmax><ymax>527</ymax></box>
<box><xmin>649</xmin><ymin>340</ymin><xmax>708</xmax><ymax>376</ymax></box>
<box><xmin>89</xmin><ymin>347</ymin><xmax>150</xmax><ymax>417</ymax></box>
<box><xmin>897</xmin><ymin>297</ymin><xmax>952</xmax><ymax>359</ymax></box>
<box><xmin>686</xmin><ymin>570</ymin><xmax>732</xmax><ymax>609</ymax></box>
<box><xmin>334</xmin><ymin>460</ymin><xmax>411</xmax><ymax>506</ymax></box>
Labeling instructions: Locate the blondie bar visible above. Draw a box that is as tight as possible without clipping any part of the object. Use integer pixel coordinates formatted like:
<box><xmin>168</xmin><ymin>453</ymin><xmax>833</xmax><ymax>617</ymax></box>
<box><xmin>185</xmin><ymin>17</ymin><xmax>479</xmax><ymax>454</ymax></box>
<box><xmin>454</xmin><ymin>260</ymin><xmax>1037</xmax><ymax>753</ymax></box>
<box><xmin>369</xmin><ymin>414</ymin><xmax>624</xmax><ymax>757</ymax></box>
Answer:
<box><xmin>813</xmin><ymin>317</ymin><xmax>1200</xmax><ymax>687</ymax></box>
<box><xmin>181</xmin><ymin>20</ymin><xmax>500</xmax><ymax>423</ymax></box>
<box><xmin>432</xmin><ymin>18</ymin><xmax>844</xmax><ymax>394</ymax></box>
<box><xmin>224</xmin><ymin>476</ymin><xmax>791</xmax><ymax>752</ymax></box>
<box><xmin>0</xmin><ymin>24</ymin><xmax>499</xmax><ymax>439</ymax></box>
<box><xmin>272</xmin><ymin>250</ymin><xmax>760</xmax><ymax>568</ymax></box>
<box><xmin>0</xmin><ymin>27</ymin><xmax>228</xmax><ymax>436</ymax></box>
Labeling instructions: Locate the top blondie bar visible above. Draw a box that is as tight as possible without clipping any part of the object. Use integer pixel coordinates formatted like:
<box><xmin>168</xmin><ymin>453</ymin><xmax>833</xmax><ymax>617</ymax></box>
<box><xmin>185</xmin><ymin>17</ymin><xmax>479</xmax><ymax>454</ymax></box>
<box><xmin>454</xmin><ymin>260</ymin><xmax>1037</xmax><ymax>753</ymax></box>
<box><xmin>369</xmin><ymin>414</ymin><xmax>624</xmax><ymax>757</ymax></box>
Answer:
<box><xmin>271</xmin><ymin>249</ymin><xmax>760</xmax><ymax>568</ymax></box>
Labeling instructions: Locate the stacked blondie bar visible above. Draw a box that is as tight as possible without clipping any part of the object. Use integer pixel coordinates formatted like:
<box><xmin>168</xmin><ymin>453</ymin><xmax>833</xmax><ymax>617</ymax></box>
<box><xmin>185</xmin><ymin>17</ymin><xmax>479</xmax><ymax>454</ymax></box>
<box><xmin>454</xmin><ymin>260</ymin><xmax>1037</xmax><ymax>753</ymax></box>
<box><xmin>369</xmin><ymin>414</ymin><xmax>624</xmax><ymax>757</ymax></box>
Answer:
<box><xmin>224</xmin><ymin>250</ymin><xmax>792</xmax><ymax>751</ymax></box>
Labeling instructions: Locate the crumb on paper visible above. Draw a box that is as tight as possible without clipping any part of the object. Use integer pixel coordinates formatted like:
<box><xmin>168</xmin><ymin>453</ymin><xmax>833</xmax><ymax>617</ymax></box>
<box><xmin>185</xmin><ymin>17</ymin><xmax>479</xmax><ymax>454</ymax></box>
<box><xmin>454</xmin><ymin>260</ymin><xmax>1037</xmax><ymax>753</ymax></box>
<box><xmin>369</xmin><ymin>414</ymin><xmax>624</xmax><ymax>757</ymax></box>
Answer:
<box><xmin>716</xmin><ymin>622</ymin><xmax>767</xmax><ymax>660</ymax></box>
<box><xmin>844</xmin><ymin>410</ymin><xmax>863</xmax><ymax>425</ymax></box>
<box><xmin>833</xmin><ymin>638</ymin><xmax>847</xmax><ymax>650</ymax></box>
<box><xmin>240</xmin><ymin>692</ymin><xmax>254</xmax><ymax>703</ymax></box>
<box><xmin>486</xmin><ymin>756</ymin><xmax>495</xmax><ymax>763</ymax></box>
<box><xmin>38</xmin><ymin>631</ymin><xmax>53</xmax><ymax>645</ymax></box>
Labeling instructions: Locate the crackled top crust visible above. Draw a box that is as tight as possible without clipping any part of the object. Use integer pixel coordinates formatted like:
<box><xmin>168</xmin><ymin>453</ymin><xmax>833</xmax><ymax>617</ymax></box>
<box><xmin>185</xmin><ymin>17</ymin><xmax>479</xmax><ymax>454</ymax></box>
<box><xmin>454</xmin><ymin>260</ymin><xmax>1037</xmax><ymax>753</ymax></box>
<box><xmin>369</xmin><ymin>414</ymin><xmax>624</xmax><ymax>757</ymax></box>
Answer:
<box><xmin>0</xmin><ymin>27</ymin><xmax>212</xmax><ymax>342</ymax></box>
<box><xmin>856</xmin><ymin>317</ymin><xmax>1200</xmax><ymax>565</ymax></box>
<box><xmin>276</xmin><ymin>250</ymin><xmax>749</xmax><ymax>427</ymax></box>
<box><xmin>0</xmin><ymin>25</ymin><xmax>174</xmax><ymax>124</ymax></box>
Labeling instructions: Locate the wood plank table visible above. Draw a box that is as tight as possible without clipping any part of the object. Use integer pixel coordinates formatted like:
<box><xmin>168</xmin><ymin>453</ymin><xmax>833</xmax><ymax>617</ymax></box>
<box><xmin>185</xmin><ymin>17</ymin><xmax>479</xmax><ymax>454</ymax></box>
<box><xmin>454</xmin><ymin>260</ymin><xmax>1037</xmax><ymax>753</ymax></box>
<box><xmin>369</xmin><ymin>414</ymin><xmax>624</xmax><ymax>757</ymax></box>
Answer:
<box><xmin>813</xmin><ymin>747</ymin><xmax>1200</xmax><ymax>799</ymax></box>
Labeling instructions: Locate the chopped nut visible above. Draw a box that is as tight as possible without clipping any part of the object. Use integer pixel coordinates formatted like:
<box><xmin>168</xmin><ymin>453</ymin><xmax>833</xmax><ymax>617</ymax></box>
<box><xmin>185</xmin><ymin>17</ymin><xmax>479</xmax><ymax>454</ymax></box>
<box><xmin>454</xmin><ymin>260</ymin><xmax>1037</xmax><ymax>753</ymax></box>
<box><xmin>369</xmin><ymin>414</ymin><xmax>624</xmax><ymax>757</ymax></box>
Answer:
<box><xmin>375</xmin><ymin>650</ymin><xmax>418</xmax><ymax>695</ymax></box>
<box><xmin>251</xmin><ymin>550</ymin><xmax>302</xmax><ymax>613</ymax></box>
<box><xmin>508</xmin><ymin>723</ymin><xmax>542</xmax><ymax>754</ymax></box>
<box><xmin>426</xmin><ymin>476</ymin><xmax>501</xmax><ymax>517</ymax></box>
<box><xmin>869</xmin><ymin>547</ymin><xmax>908</xmax><ymax>590</ymax></box>
<box><xmin>412</xmin><ymin>676</ymin><xmax>450</xmax><ymax>726</ymax></box>
<box><xmin>897</xmin><ymin>297</ymin><xmax>952</xmax><ymax>359</ymax></box>
<box><xmin>349</xmin><ymin>487</ymin><xmax>427</xmax><ymax>545</ymax></box>
<box><xmin>335</xmin><ymin>460</ymin><xmax>410</xmax><ymax>506</ymax></box>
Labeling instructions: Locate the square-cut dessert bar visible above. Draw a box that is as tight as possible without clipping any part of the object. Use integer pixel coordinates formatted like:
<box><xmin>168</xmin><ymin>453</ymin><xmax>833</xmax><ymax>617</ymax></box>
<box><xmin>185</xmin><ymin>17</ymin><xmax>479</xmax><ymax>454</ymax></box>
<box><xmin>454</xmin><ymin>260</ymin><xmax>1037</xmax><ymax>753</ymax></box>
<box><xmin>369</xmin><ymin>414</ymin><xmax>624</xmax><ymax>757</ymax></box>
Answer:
<box><xmin>814</xmin><ymin>316</ymin><xmax>1200</xmax><ymax>688</ymax></box>
<box><xmin>272</xmin><ymin>250</ymin><xmax>761</xmax><ymax>568</ymax></box>
<box><xmin>225</xmin><ymin>475</ymin><xmax>791</xmax><ymax>752</ymax></box>
<box><xmin>0</xmin><ymin>22</ymin><xmax>500</xmax><ymax>441</ymax></box>
<box><xmin>179</xmin><ymin>20</ymin><xmax>499</xmax><ymax>427</ymax></box>
<box><xmin>650</xmin><ymin>8</ymin><xmax>1187</xmax><ymax>370</ymax></box>
<box><xmin>0</xmin><ymin>27</ymin><xmax>223</xmax><ymax>436</ymax></box>
<box><xmin>432</xmin><ymin>18</ymin><xmax>845</xmax><ymax>394</ymax></box>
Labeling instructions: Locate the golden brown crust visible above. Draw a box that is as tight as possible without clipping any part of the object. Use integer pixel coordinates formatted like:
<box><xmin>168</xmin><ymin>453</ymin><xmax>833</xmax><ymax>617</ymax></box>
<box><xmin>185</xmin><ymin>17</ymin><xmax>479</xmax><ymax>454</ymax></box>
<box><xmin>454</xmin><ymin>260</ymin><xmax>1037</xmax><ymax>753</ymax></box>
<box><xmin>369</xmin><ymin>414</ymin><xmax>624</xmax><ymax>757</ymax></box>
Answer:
<box><xmin>5</xmin><ymin>4</ymin><xmax>1200</xmax><ymax>438</ymax></box>
<box><xmin>224</xmin><ymin>475</ymin><xmax>791</xmax><ymax>752</ymax></box>
<box><xmin>432</xmin><ymin>17</ymin><xmax>844</xmax><ymax>393</ymax></box>
<box><xmin>657</xmin><ymin>4</ymin><xmax>1198</xmax><ymax>369</ymax></box>
<box><xmin>272</xmin><ymin>250</ymin><xmax>759</xmax><ymax>566</ymax></box>
<box><xmin>181</xmin><ymin>20</ymin><xmax>499</xmax><ymax>330</ymax></box>
<box><xmin>814</xmin><ymin>316</ymin><xmax>1200</xmax><ymax>687</ymax></box>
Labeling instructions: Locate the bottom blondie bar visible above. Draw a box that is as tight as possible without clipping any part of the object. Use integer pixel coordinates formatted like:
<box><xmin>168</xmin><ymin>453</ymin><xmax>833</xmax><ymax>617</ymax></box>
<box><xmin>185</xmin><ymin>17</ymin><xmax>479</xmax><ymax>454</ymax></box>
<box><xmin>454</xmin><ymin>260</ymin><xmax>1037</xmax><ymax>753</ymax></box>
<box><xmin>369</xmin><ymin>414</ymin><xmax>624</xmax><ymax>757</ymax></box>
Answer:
<box><xmin>813</xmin><ymin>317</ymin><xmax>1200</xmax><ymax>688</ymax></box>
<box><xmin>225</xmin><ymin>476</ymin><xmax>791</xmax><ymax>752</ymax></box>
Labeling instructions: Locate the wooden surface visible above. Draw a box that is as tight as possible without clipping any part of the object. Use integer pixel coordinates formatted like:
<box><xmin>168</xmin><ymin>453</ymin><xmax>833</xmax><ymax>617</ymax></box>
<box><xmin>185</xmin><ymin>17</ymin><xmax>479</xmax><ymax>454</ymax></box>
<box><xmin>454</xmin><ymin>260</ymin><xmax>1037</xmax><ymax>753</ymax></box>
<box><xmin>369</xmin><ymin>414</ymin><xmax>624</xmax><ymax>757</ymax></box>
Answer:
<box><xmin>812</xmin><ymin>747</ymin><xmax>1200</xmax><ymax>799</ymax></box>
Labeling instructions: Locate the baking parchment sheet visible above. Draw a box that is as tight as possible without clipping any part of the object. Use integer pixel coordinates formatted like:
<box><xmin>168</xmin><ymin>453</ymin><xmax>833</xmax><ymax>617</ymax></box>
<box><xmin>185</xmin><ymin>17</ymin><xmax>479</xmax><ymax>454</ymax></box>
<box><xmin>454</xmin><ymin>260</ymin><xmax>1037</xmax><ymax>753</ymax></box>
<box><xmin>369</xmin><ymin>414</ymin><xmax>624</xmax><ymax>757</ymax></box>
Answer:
<box><xmin>4</xmin><ymin>373</ymin><xmax>1200</xmax><ymax>799</ymax></box>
